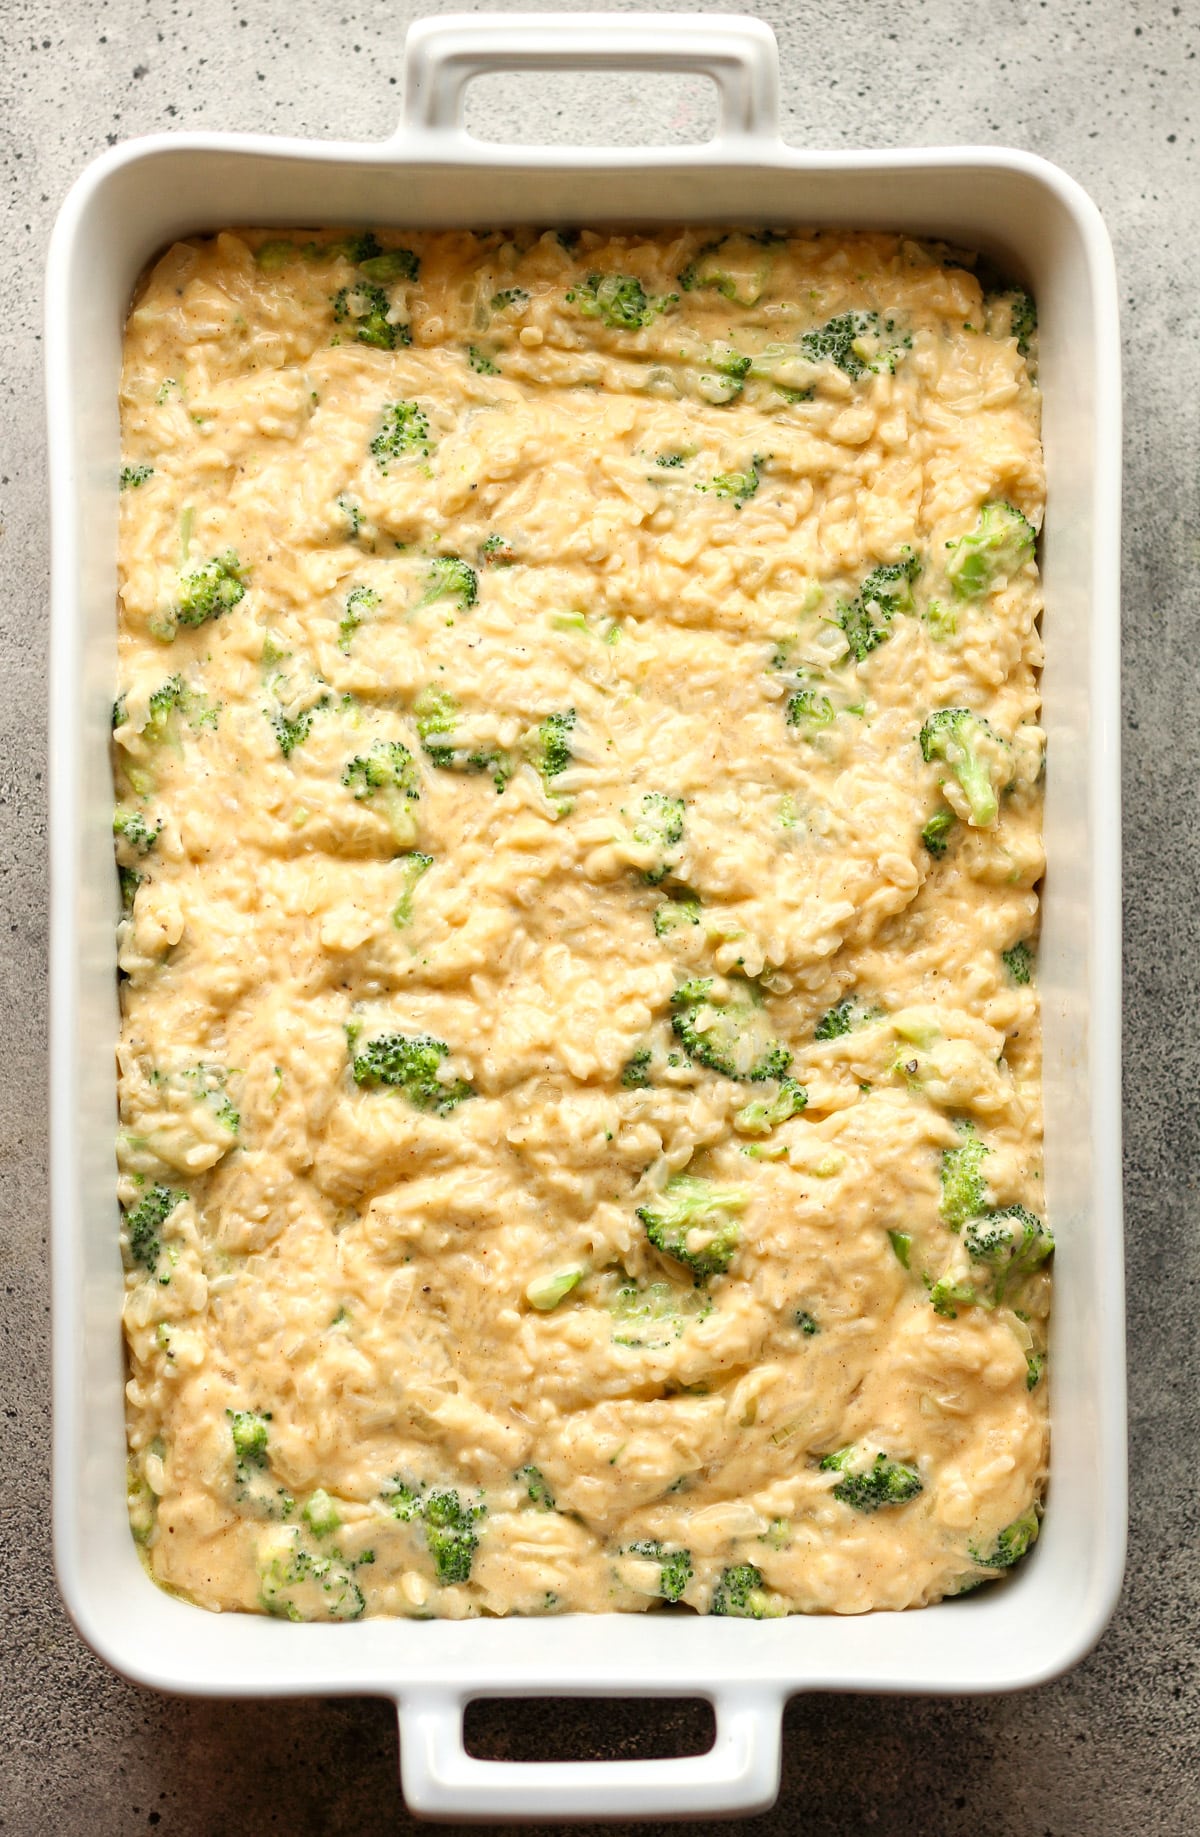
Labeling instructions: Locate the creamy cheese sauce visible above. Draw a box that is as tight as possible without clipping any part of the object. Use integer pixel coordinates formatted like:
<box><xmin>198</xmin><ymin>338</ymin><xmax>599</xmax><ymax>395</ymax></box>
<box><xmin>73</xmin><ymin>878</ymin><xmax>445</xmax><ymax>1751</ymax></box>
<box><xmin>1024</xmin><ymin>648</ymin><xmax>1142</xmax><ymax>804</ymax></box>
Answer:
<box><xmin>114</xmin><ymin>227</ymin><xmax>1048</xmax><ymax>1621</ymax></box>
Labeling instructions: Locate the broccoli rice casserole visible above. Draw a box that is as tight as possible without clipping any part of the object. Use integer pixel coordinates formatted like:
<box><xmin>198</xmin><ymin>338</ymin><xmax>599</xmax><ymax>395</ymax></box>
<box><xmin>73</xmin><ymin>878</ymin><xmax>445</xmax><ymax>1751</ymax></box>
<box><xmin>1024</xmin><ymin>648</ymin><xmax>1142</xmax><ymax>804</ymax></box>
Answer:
<box><xmin>113</xmin><ymin>226</ymin><xmax>1049</xmax><ymax>1622</ymax></box>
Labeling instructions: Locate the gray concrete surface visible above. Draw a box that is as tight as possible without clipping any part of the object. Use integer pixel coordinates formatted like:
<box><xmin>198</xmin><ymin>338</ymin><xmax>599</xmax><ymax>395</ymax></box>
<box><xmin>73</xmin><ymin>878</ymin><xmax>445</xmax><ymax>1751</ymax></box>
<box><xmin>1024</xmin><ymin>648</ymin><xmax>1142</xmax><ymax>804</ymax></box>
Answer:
<box><xmin>1</xmin><ymin>0</ymin><xmax>1197</xmax><ymax>1830</ymax></box>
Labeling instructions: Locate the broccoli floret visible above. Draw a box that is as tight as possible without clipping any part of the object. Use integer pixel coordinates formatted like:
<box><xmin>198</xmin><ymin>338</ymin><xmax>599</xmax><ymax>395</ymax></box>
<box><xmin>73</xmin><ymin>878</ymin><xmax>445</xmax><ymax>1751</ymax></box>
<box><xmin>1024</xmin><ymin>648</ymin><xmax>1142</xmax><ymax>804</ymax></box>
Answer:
<box><xmin>120</xmin><ymin>464</ymin><xmax>153</xmax><ymax>490</ymax></box>
<box><xmin>632</xmin><ymin>792</ymin><xmax>685</xmax><ymax>884</ymax></box>
<box><xmin>940</xmin><ymin>1125</ymin><xmax>991</xmax><ymax>1229</ymax></box>
<box><xmin>1026</xmin><ymin>1350</ymin><xmax>1045</xmax><ymax>1390</ymax></box>
<box><xmin>532</xmin><ymin>709</ymin><xmax>575</xmax><ymax>780</ymax></box>
<box><xmin>798</xmin><ymin>310</ymin><xmax>911</xmax><ymax>380</ymax></box>
<box><xmin>670</xmin><ymin>979</ymin><xmax>792</xmax><ymax>1082</ymax></box>
<box><xmin>336</xmin><ymin>494</ymin><xmax>364</xmax><ymax>539</ymax></box>
<box><xmin>479</xmin><ymin>533</ymin><xmax>515</xmax><ymax>568</ymax></box>
<box><xmin>229</xmin><ymin>1409</ymin><xmax>271</xmax><ymax>1477</ymax></box>
<box><xmin>993</xmin><ymin>289</ymin><xmax>1037</xmax><ymax>356</ymax></box>
<box><xmin>794</xmin><ymin>1309</ymin><xmax>819</xmax><ymax>1336</ymax></box>
<box><xmin>302</xmin><ymin>1489</ymin><xmax>343</xmax><ymax>1538</ymax></box>
<box><xmin>837</xmin><ymin>552</ymin><xmax>921</xmax><ymax>661</ymax></box>
<box><xmin>710</xmin><ymin>1563</ymin><xmax>773</xmax><ymax>1618</ymax></box>
<box><xmin>407</xmin><ymin>1488</ymin><xmax>484</xmax><ymax>1586</ymax></box>
<box><xmin>422</xmin><ymin>556</ymin><xmax>478</xmax><ymax>611</ymax></box>
<box><xmin>270</xmin><ymin>694</ymin><xmax>328</xmax><ymax>759</ymax></box>
<box><xmin>370</xmin><ymin>400</ymin><xmax>432</xmax><ymax>470</ymax></box>
<box><xmin>491</xmin><ymin>288</ymin><xmax>529</xmax><ymax>314</ymax></box>
<box><xmin>259</xmin><ymin>1543</ymin><xmax>365</xmax><ymax>1622</ymax></box>
<box><xmin>173</xmin><ymin>551</ymin><xmax>247</xmax><ymax>632</ymax></box>
<box><xmin>706</xmin><ymin>461</ymin><xmax>759</xmax><ymax>505</ymax></box>
<box><xmin>637</xmin><ymin>1174</ymin><xmax>749</xmax><ymax>1284</ymax></box>
<box><xmin>413</xmin><ymin>686</ymin><xmax>510</xmax><ymax>790</ymax></box>
<box><xmin>814</xmin><ymin>995</ymin><xmax>877</xmax><ymax>1041</ymax></box>
<box><xmin>734</xmin><ymin>1078</ymin><xmax>807</xmax><ymax>1135</ymax></box>
<box><xmin>519</xmin><ymin>1465</ymin><xmax>555</xmax><ymax>1512</ymax></box>
<box><xmin>525</xmin><ymin>1266</ymin><xmax>585</xmax><ymax>1311</ymax></box>
<box><xmin>620</xmin><ymin>1047</ymin><xmax>653</xmax><ymax>1089</ymax></box>
<box><xmin>627</xmin><ymin>1540</ymin><xmax>694</xmax><ymax>1602</ymax></box>
<box><xmin>820</xmin><ymin>1447</ymin><xmax>923</xmax><ymax>1512</ymax></box>
<box><xmin>342</xmin><ymin>740</ymin><xmax>421</xmax><ymax>846</ymax></box>
<box><xmin>1002</xmin><ymin>941</ymin><xmax>1035</xmax><ymax>985</ymax></box>
<box><xmin>351</xmin><ymin>1031</ymin><xmax>473</xmax><ymax>1113</ymax></box>
<box><xmin>653</xmin><ymin>896</ymin><xmax>700</xmax><ymax>937</ymax></box>
<box><xmin>332</xmin><ymin>281</ymin><xmax>408</xmax><ymax>350</ymax></box>
<box><xmin>358</xmin><ymin>246</ymin><xmax>419</xmax><ymax>284</ymax></box>
<box><xmin>340</xmin><ymin>230</ymin><xmax>384</xmax><ymax>264</ymax></box>
<box><xmin>118</xmin><ymin>865</ymin><xmax>143</xmax><ymax>912</ymax></box>
<box><xmin>124</xmin><ymin>1184</ymin><xmax>182</xmax><ymax>1272</ymax></box>
<box><xmin>679</xmin><ymin>236</ymin><xmax>773</xmax><ymax>306</ymax></box>
<box><xmin>392</xmin><ymin>851</ymin><xmax>433</xmax><ymax>928</ymax></box>
<box><xmin>919</xmin><ymin>707</ymin><xmax>1009</xmax><ymax>827</ymax></box>
<box><xmin>571</xmin><ymin>273</ymin><xmax>675</xmax><ymax>330</ymax></box>
<box><xmin>945</xmin><ymin>501</ymin><xmax>1036</xmax><ymax>599</ymax></box>
<box><xmin>609</xmin><ymin>1279</ymin><xmax>710</xmax><ymax>1349</ymax></box>
<box><xmin>786</xmin><ymin>684</ymin><xmax>836</xmax><ymax>732</ymax></box>
<box><xmin>921</xmin><ymin>810</ymin><xmax>957</xmax><ymax>857</ymax></box>
<box><xmin>973</xmin><ymin>1508</ymin><xmax>1040</xmax><ymax>1570</ymax></box>
<box><xmin>113</xmin><ymin>806</ymin><xmax>163</xmax><ymax>857</ymax></box>
<box><xmin>467</xmin><ymin>344</ymin><xmax>500</xmax><ymax>375</ymax></box>
<box><xmin>962</xmin><ymin>1204</ymin><xmax>1054</xmax><ymax>1301</ymax></box>
<box><xmin>338</xmin><ymin>583</ymin><xmax>379</xmax><ymax>652</ymax></box>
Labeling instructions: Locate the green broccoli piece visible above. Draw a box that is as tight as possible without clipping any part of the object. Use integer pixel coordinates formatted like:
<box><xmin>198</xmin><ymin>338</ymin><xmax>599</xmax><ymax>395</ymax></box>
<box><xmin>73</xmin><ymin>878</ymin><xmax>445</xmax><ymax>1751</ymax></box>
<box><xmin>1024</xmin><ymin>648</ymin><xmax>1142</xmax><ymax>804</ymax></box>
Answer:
<box><xmin>679</xmin><ymin>236</ymin><xmax>773</xmax><ymax>306</ymax></box>
<box><xmin>338</xmin><ymin>584</ymin><xmax>379</xmax><ymax>652</ymax></box>
<box><xmin>921</xmin><ymin>810</ymin><xmax>957</xmax><ymax>857</ymax></box>
<box><xmin>973</xmin><ymin>1508</ymin><xmax>1040</xmax><ymax>1570</ymax></box>
<box><xmin>962</xmin><ymin>1204</ymin><xmax>1054</xmax><ymax>1302</ymax></box>
<box><xmin>945</xmin><ymin>502</ymin><xmax>1036</xmax><ymax>599</ymax></box>
<box><xmin>571</xmin><ymin>273</ymin><xmax>675</xmax><ymax>330</ymax></box>
<box><xmin>940</xmin><ymin>1125</ymin><xmax>991</xmax><ymax>1229</ymax></box>
<box><xmin>118</xmin><ymin>865</ymin><xmax>143</xmax><ymax>912</ymax></box>
<box><xmin>709</xmin><ymin>1563</ymin><xmax>773</xmax><ymax>1618</ymax></box>
<box><xmin>1002</xmin><ymin>941</ymin><xmax>1035</xmax><ymax>985</ymax></box>
<box><xmin>467</xmin><ymin>345</ymin><xmax>500</xmax><ymax>375</ymax></box>
<box><xmin>786</xmin><ymin>684</ymin><xmax>836</xmax><ymax>733</ymax></box>
<box><xmin>814</xmin><ymin>995</ymin><xmax>876</xmax><ymax>1041</ymax></box>
<box><xmin>371</xmin><ymin>400</ymin><xmax>432</xmax><ymax>471</ymax></box>
<box><xmin>734</xmin><ymin>1078</ymin><xmax>807</xmax><ymax>1135</ymax></box>
<box><xmin>820</xmin><ymin>1447</ymin><xmax>923</xmax><ymax>1512</ymax></box>
<box><xmin>532</xmin><ymin>709</ymin><xmax>575</xmax><ymax>780</ymax></box>
<box><xmin>632</xmin><ymin>792</ymin><xmax>685</xmax><ymax>884</ymax></box>
<box><xmin>479</xmin><ymin>533</ymin><xmax>515</xmax><ymax>568</ymax></box>
<box><xmin>351</xmin><ymin>1031</ymin><xmax>474</xmax><ymax>1113</ymax></box>
<box><xmin>421</xmin><ymin>1489</ymin><xmax>485</xmax><ymax>1586</ymax></box>
<box><xmin>124</xmin><ymin>1184</ymin><xmax>182</xmax><ymax>1273</ymax></box>
<box><xmin>491</xmin><ymin>288</ymin><xmax>529</xmax><ymax>313</ymax></box>
<box><xmin>113</xmin><ymin>807</ymin><xmax>163</xmax><ymax>857</ymax></box>
<box><xmin>653</xmin><ymin>895</ymin><xmax>701</xmax><ymax>937</ymax></box>
<box><xmin>270</xmin><ymin>695</ymin><xmax>328</xmax><ymax>759</ymax></box>
<box><xmin>392</xmin><ymin>851</ymin><xmax>433</xmax><ymax>928</ymax></box>
<box><xmin>259</xmin><ymin>1544</ymin><xmax>365</xmax><ymax>1622</ymax></box>
<box><xmin>794</xmin><ymin>1309</ymin><xmax>819</xmax><ymax>1335</ymax></box>
<box><xmin>525</xmin><ymin>1266</ymin><xmax>585</xmax><ymax>1311</ymax></box>
<box><xmin>519</xmin><ymin>1466</ymin><xmax>555</xmax><ymax>1512</ymax></box>
<box><xmin>340</xmin><ymin>231</ymin><xmax>384</xmax><ymax>264</ymax></box>
<box><xmin>413</xmin><ymin>686</ymin><xmax>510</xmax><ymax>791</ymax></box>
<box><xmin>342</xmin><ymin>741</ymin><xmax>421</xmax><ymax>846</ymax></box>
<box><xmin>1026</xmin><ymin>1350</ymin><xmax>1045</xmax><ymax>1390</ymax></box>
<box><xmin>706</xmin><ymin>461</ymin><xmax>759</xmax><ymax>505</ymax></box>
<box><xmin>609</xmin><ymin>1280</ymin><xmax>710</xmax><ymax>1350</ymax></box>
<box><xmin>173</xmin><ymin>551</ymin><xmax>247</xmax><ymax>631</ymax></box>
<box><xmin>837</xmin><ymin>552</ymin><xmax>921</xmax><ymax>661</ymax></box>
<box><xmin>670</xmin><ymin>979</ymin><xmax>792</xmax><ymax>1082</ymax></box>
<box><xmin>620</xmin><ymin>1047</ymin><xmax>653</xmax><ymax>1089</ymax></box>
<box><xmin>888</xmin><ymin>1229</ymin><xmax>912</xmax><ymax>1269</ymax></box>
<box><xmin>120</xmin><ymin>464</ymin><xmax>153</xmax><ymax>490</ymax></box>
<box><xmin>637</xmin><ymin>1174</ymin><xmax>749</xmax><ymax>1284</ymax></box>
<box><xmin>627</xmin><ymin>1540</ymin><xmax>694</xmax><ymax>1602</ymax></box>
<box><xmin>919</xmin><ymin>707</ymin><xmax>1009</xmax><ymax>827</ymax></box>
<box><xmin>358</xmin><ymin>246</ymin><xmax>419</xmax><ymax>284</ymax></box>
<box><xmin>421</xmin><ymin>556</ymin><xmax>478</xmax><ymax>611</ymax></box>
<box><xmin>302</xmin><ymin>1489</ymin><xmax>343</xmax><ymax>1538</ymax></box>
<box><xmin>798</xmin><ymin>310</ymin><xmax>911</xmax><ymax>380</ymax></box>
<box><xmin>332</xmin><ymin>281</ymin><xmax>408</xmax><ymax>350</ymax></box>
<box><xmin>229</xmin><ymin>1409</ymin><xmax>271</xmax><ymax>1477</ymax></box>
<box><xmin>993</xmin><ymin>289</ymin><xmax>1037</xmax><ymax>356</ymax></box>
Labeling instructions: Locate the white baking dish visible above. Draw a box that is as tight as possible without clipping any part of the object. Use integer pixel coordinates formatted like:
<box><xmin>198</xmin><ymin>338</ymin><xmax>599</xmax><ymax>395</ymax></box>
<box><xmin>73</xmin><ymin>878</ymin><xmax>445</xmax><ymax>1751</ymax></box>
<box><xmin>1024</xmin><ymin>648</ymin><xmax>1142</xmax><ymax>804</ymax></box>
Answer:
<box><xmin>47</xmin><ymin>13</ymin><xmax>1126</xmax><ymax>1822</ymax></box>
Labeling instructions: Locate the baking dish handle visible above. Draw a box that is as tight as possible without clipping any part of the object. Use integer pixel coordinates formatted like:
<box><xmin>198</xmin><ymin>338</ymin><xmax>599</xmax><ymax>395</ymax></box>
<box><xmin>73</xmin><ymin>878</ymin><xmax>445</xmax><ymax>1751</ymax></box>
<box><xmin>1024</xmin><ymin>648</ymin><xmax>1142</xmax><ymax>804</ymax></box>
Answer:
<box><xmin>396</xmin><ymin>1687</ymin><xmax>784</xmax><ymax>1821</ymax></box>
<box><xmin>400</xmin><ymin>12</ymin><xmax>781</xmax><ymax>150</ymax></box>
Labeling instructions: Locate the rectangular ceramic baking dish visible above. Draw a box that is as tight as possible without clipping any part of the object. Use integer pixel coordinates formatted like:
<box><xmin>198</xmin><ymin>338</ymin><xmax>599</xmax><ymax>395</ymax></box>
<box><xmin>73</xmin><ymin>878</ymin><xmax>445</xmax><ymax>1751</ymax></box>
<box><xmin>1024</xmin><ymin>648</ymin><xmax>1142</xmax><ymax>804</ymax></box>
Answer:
<box><xmin>47</xmin><ymin>14</ymin><xmax>1126</xmax><ymax>1822</ymax></box>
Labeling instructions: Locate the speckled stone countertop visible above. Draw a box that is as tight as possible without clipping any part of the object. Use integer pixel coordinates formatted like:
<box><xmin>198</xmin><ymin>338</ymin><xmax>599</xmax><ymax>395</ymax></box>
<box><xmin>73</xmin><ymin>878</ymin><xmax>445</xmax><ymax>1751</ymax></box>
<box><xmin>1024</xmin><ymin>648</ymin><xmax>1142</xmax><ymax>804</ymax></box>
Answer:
<box><xmin>2</xmin><ymin>1</ymin><xmax>1196</xmax><ymax>1830</ymax></box>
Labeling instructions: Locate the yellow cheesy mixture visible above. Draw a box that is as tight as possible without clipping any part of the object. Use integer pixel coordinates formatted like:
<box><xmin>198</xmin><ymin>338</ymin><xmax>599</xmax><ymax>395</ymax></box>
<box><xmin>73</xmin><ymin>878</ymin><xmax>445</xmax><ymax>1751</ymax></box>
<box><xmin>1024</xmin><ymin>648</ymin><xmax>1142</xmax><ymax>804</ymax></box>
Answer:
<box><xmin>114</xmin><ymin>227</ymin><xmax>1049</xmax><ymax>1622</ymax></box>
